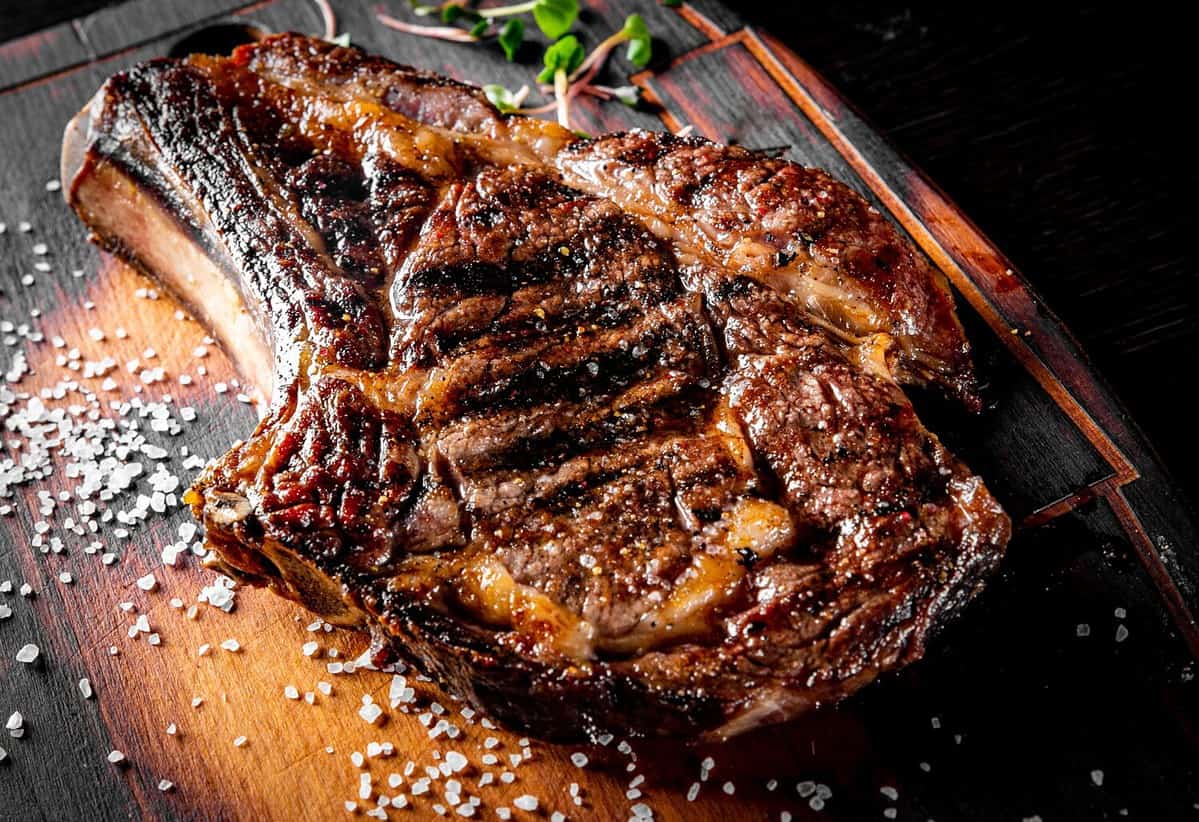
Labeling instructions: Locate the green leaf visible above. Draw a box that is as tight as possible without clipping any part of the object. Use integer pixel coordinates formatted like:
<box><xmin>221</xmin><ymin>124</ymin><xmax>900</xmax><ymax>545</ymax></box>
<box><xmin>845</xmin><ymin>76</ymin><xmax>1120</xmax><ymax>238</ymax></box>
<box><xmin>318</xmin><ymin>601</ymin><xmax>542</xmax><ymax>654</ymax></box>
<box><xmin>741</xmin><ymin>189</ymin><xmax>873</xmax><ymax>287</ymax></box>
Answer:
<box><xmin>532</xmin><ymin>0</ymin><xmax>577</xmax><ymax>40</ymax></box>
<box><xmin>609</xmin><ymin>85</ymin><xmax>640</xmax><ymax>107</ymax></box>
<box><xmin>469</xmin><ymin>18</ymin><xmax>490</xmax><ymax>37</ymax></box>
<box><xmin>659</xmin><ymin>0</ymin><xmax>683</xmax><ymax>7</ymax></box>
<box><xmin>622</xmin><ymin>14</ymin><xmax>652</xmax><ymax>67</ymax></box>
<box><xmin>498</xmin><ymin>18</ymin><xmax>524</xmax><ymax>61</ymax></box>
<box><xmin>484</xmin><ymin>84</ymin><xmax>521</xmax><ymax>114</ymax></box>
<box><xmin>410</xmin><ymin>0</ymin><xmax>441</xmax><ymax>16</ymax></box>
<box><xmin>441</xmin><ymin>3</ymin><xmax>465</xmax><ymax>23</ymax></box>
<box><xmin>537</xmin><ymin>35</ymin><xmax>584</xmax><ymax>83</ymax></box>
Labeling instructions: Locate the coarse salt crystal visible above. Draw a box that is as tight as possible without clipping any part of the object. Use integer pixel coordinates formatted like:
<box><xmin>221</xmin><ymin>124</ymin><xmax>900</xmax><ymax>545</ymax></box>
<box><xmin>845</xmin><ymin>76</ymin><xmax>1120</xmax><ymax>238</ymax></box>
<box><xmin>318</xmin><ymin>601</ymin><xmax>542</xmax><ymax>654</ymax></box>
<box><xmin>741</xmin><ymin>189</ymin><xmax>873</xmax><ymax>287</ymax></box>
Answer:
<box><xmin>15</xmin><ymin>644</ymin><xmax>39</xmax><ymax>664</ymax></box>
<box><xmin>513</xmin><ymin>795</ymin><xmax>538</xmax><ymax>811</ymax></box>
<box><xmin>108</xmin><ymin>750</ymin><xmax>126</xmax><ymax>764</ymax></box>
<box><xmin>359</xmin><ymin>703</ymin><xmax>384</xmax><ymax>725</ymax></box>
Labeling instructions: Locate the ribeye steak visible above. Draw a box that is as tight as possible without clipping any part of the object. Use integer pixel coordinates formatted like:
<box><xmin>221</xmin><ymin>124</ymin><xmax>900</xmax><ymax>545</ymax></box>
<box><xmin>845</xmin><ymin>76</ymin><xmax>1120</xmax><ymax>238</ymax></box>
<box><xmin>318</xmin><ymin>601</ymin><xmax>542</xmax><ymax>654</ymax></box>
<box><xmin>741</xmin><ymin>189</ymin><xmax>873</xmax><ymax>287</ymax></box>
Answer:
<box><xmin>62</xmin><ymin>34</ymin><xmax>1010</xmax><ymax>741</ymax></box>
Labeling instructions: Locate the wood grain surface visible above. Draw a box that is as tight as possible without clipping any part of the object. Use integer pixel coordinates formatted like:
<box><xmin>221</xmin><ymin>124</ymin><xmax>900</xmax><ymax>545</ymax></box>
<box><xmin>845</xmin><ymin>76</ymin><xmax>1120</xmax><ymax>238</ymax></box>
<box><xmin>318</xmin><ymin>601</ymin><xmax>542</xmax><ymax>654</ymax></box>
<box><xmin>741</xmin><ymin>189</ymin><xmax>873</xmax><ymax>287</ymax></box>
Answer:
<box><xmin>1</xmin><ymin>2</ymin><xmax>1197</xmax><ymax>821</ymax></box>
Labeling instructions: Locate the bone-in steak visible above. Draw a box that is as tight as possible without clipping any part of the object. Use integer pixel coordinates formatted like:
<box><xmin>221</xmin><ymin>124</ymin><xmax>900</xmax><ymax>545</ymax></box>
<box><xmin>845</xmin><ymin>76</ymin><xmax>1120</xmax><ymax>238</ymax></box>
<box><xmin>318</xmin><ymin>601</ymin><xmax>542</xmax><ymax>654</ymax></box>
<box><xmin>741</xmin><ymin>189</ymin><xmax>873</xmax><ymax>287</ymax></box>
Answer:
<box><xmin>62</xmin><ymin>34</ymin><xmax>1010</xmax><ymax>741</ymax></box>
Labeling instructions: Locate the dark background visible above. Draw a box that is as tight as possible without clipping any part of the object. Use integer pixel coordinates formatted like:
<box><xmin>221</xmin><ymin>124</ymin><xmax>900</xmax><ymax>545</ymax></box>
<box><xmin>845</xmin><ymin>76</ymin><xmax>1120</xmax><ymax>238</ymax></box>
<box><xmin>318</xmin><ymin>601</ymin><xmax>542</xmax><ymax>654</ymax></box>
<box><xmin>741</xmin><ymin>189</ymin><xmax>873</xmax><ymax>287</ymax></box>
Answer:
<box><xmin>2</xmin><ymin>0</ymin><xmax>1196</xmax><ymax>506</ymax></box>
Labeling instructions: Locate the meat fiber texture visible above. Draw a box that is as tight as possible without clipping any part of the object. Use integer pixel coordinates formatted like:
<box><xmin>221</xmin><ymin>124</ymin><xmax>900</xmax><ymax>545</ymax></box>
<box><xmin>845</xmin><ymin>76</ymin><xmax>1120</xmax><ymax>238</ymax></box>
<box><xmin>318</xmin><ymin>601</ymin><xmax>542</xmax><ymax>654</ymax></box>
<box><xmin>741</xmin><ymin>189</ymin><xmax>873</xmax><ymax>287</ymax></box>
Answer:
<box><xmin>62</xmin><ymin>33</ymin><xmax>1010</xmax><ymax>741</ymax></box>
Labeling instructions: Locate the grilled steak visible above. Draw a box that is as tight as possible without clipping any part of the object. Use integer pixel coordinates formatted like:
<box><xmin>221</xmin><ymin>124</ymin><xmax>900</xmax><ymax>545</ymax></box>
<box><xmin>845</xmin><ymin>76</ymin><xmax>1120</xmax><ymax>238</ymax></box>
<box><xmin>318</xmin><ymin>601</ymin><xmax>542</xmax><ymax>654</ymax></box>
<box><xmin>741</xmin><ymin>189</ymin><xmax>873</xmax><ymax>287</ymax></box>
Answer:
<box><xmin>62</xmin><ymin>34</ymin><xmax>1010</xmax><ymax>741</ymax></box>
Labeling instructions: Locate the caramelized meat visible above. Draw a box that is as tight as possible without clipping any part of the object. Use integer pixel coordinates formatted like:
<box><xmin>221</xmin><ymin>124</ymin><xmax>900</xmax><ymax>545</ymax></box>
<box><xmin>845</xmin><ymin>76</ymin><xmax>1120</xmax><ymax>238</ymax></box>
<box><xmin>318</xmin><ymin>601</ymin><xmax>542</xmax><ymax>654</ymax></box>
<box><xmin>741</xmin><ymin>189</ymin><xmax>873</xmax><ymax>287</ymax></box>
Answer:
<box><xmin>62</xmin><ymin>33</ymin><xmax>1009</xmax><ymax>741</ymax></box>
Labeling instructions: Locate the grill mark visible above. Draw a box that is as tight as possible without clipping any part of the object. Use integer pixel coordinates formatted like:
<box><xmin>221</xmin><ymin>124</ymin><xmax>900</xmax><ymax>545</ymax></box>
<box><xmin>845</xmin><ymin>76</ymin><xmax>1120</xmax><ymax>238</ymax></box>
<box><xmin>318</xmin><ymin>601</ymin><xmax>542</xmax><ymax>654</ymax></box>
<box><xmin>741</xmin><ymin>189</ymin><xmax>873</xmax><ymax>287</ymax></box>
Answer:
<box><xmin>439</xmin><ymin>370</ymin><xmax>713</xmax><ymax>477</ymax></box>
<box><xmin>414</xmin><ymin>296</ymin><xmax>712</xmax><ymax>425</ymax></box>
<box><xmin>525</xmin><ymin>433</ymin><xmax>735</xmax><ymax>519</ymax></box>
<box><xmin>430</xmin><ymin>294</ymin><xmax>647</xmax><ymax>361</ymax></box>
<box><xmin>406</xmin><ymin>260</ymin><xmax>560</xmax><ymax>298</ymax></box>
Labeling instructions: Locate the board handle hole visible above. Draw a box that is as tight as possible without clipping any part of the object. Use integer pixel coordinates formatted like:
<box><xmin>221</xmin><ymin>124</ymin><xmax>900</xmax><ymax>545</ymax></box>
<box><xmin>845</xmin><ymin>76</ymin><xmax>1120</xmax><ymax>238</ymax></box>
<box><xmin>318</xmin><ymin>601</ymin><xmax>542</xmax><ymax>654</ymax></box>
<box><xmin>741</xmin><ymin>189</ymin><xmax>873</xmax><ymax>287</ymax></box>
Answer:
<box><xmin>169</xmin><ymin>22</ymin><xmax>269</xmax><ymax>58</ymax></box>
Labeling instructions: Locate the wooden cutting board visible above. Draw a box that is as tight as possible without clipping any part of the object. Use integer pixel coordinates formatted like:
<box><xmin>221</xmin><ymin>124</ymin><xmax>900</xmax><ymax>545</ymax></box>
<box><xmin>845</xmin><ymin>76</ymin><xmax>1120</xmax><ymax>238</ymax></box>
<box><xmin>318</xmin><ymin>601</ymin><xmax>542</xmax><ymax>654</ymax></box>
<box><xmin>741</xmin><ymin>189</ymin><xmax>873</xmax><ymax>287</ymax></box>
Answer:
<box><xmin>1</xmin><ymin>1</ymin><xmax>1196</xmax><ymax>820</ymax></box>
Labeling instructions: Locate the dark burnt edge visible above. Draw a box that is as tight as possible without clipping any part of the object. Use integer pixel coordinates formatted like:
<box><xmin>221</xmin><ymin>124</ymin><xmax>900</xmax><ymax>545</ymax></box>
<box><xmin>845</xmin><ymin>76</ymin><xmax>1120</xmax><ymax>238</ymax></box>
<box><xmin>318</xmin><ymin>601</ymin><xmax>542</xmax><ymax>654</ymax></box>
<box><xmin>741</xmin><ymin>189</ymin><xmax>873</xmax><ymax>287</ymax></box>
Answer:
<box><xmin>115</xmin><ymin>56</ymin><xmax>390</xmax><ymax>373</ymax></box>
<box><xmin>371</xmin><ymin>591</ymin><xmax>726</xmax><ymax>743</ymax></box>
<box><xmin>199</xmin><ymin>489</ymin><xmax>727</xmax><ymax>742</ymax></box>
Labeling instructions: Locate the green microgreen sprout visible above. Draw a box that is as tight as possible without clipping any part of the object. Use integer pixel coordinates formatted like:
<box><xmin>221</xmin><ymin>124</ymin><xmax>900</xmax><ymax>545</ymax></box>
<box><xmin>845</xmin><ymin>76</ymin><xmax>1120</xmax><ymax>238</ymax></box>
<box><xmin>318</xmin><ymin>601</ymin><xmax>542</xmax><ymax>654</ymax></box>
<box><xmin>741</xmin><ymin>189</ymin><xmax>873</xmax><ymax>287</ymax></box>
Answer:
<box><xmin>569</xmin><ymin>14</ymin><xmax>651</xmax><ymax>82</ymax></box>
<box><xmin>476</xmin><ymin>0</ymin><xmax>578</xmax><ymax>40</ymax></box>
<box><xmin>498</xmin><ymin>18</ymin><xmax>524</xmax><ymax>61</ymax></box>
<box><xmin>378</xmin><ymin>4</ymin><xmax>652</xmax><ymax>129</ymax></box>
<box><xmin>483</xmin><ymin>83</ymin><xmax>531</xmax><ymax>113</ymax></box>
<box><xmin>536</xmin><ymin>35</ymin><xmax>585</xmax><ymax>126</ymax></box>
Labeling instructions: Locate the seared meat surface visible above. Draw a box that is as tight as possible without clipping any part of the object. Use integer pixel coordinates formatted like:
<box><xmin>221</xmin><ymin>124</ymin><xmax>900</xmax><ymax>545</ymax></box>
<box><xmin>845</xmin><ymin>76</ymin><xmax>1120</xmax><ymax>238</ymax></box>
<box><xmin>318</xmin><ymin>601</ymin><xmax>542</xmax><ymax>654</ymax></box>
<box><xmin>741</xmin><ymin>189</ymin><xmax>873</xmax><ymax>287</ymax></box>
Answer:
<box><xmin>62</xmin><ymin>33</ymin><xmax>1009</xmax><ymax>741</ymax></box>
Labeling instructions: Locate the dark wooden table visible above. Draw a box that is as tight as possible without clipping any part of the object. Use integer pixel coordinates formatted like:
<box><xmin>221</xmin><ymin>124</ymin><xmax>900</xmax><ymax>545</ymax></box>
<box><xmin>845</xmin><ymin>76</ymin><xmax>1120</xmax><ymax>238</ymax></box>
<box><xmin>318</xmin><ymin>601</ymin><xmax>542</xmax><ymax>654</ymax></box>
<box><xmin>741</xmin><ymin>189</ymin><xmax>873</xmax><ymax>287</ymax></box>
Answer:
<box><xmin>1</xmin><ymin>2</ymin><xmax>1196</xmax><ymax>820</ymax></box>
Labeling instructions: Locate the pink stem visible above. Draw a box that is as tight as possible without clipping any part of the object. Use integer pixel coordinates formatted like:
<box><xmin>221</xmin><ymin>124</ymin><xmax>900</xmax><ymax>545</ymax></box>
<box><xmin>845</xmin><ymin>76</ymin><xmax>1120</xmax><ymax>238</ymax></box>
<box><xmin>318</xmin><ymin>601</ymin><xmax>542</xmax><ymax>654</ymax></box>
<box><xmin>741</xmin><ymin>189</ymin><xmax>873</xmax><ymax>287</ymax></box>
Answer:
<box><xmin>314</xmin><ymin>0</ymin><xmax>337</xmax><ymax>40</ymax></box>
<box><xmin>566</xmin><ymin>57</ymin><xmax>604</xmax><ymax>103</ymax></box>
<box><xmin>376</xmin><ymin>13</ymin><xmax>480</xmax><ymax>42</ymax></box>
<box><xmin>518</xmin><ymin>101</ymin><xmax>559</xmax><ymax>114</ymax></box>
